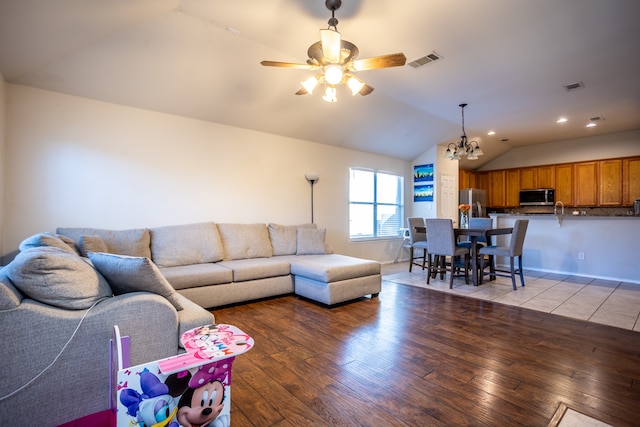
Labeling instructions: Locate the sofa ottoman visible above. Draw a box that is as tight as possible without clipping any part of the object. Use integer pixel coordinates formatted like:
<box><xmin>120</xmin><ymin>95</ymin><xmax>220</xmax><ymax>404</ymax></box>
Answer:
<box><xmin>288</xmin><ymin>254</ymin><xmax>381</xmax><ymax>305</ymax></box>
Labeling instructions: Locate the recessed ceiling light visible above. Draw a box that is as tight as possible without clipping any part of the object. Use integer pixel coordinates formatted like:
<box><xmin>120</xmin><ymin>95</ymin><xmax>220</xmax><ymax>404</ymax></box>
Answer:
<box><xmin>586</xmin><ymin>122</ymin><xmax>597</xmax><ymax>128</ymax></box>
<box><xmin>487</xmin><ymin>131</ymin><xmax>495</xmax><ymax>135</ymax></box>
<box><xmin>557</xmin><ymin>117</ymin><xmax>568</xmax><ymax>123</ymax></box>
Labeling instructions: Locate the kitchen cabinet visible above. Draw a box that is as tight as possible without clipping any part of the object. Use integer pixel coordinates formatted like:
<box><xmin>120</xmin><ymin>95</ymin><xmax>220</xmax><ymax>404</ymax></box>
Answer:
<box><xmin>458</xmin><ymin>155</ymin><xmax>636</xmax><ymax>208</ymax></box>
<box><xmin>520</xmin><ymin>167</ymin><xmax>537</xmax><ymax>189</ymax></box>
<box><xmin>537</xmin><ymin>165</ymin><xmax>555</xmax><ymax>188</ymax></box>
<box><xmin>598</xmin><ymin>159</ymin><xmax>623</xmax><ymax>206</ymax></box>
<box><xmin>488</xmin><ymin>170</ymin><xmax>506</xmax><ymax>207</ymax></box>
<box><xmin>459</xmin><ymin>169</ymin><xmax>478</xmax><ymax>190</ymax></box>
<box><xmin>574</xmin><ymin>161</ymin><xmax>598</xmax><ymax>206</ymax></box>
<box><xmin>505</xmin><ymin>169</ymin><xmax>520</xmax><ymax>207</ymax></box>
<box><xmin>554</xmin><ymin>164</ymin><xmax>573</xmax><ymax>205</ymax></box>
<box><xmin>623</xmin><ymin>157</ymin><xmax>640</xmax><ymax>205</ymax></box>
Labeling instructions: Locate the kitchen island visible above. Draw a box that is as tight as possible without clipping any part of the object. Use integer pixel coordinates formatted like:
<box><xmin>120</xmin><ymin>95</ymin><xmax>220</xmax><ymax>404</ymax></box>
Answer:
<box><xmin>489</xmin><ymin>213</ymin><xmax>639</xmax><ymax>284</ymax></box>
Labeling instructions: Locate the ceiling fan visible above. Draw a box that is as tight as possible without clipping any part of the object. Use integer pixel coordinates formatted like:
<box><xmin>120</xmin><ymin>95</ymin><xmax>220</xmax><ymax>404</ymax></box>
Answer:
<box><xmin>260</xmin><ymin>0</ymin><xmax>406</xmax><ymax>102</ymax></box>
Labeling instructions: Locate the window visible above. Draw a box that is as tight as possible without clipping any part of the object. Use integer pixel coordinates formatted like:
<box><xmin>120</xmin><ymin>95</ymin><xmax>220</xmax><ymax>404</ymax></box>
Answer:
<box><xmin>349</xmin><ymin>168</ymin><xmax>404</xmax><ymax>239</ymax></box>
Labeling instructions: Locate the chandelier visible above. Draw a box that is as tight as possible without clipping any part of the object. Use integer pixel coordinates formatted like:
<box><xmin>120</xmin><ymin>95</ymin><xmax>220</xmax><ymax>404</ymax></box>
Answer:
<box><xmin>444</xmin><ymin>103</ymin><xmax>484</xmax><ymax>160</ymax></box>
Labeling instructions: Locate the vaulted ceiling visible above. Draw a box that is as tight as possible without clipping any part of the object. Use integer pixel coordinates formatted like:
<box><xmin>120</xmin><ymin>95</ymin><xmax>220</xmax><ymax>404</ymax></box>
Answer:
<box><xmin>1</xmin><ymin>0</ymin><xmax>639</xmax><ymax>169</ymax></box>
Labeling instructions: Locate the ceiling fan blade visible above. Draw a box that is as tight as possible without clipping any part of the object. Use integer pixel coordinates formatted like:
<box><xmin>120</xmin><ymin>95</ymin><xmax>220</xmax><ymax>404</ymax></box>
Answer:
<box><xmin>320</xmin><ymin>29</ymin><xmax>341</xmax><ymax>63</ymax></box>
<box><xmin>359</xmin><ymin>84</ymin><xmax>374</xmax><ymax>96</ymax></box>
<box><xmin>260</xmin><ymin>60</ymin><xmax>313</xmax><ymax>70</ymax></box>
<box><xmin>351</xmin><ymin>53</ymin><xmax>407</xmax><ymax>71</ymax></box>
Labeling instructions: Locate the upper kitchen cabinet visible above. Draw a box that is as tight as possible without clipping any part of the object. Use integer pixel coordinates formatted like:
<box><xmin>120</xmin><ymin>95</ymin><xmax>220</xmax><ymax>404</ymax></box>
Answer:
<box><xmin>574</xmin><ymin>161</ymin><xmax>598</xmax><ymax>206</ymax></box>
<box><xmin>554</xmin><ymin>164</ymin><xmax>574</xmax><ymax>206</ymax></box>
<box><xmin>519</xmin><ymin>167</ymin><xmax>537</xmax><ymax>189</ymax></box>
<box><xmin>537</xmin><ymin>165</ymin><xmax>555</xmax><ymax>189</ymax></box>
<box><xmin>488</xmin><ymin>170</ymin><xmax>506</xmax><ymax>207</ymax></box>
<box><xmin>623</xmin><ymin>157</ymin><xmax>640</xmax><ymax>205</ymax></box>
<box><xmin>505</xmin><ymin>169</ymin><xmax>520</xmax><ymax>207</ymax></box>
<box><xmin>598</xmin><ymin>159</ymin><xmax>623</xmax><ymax>206</ymax></box>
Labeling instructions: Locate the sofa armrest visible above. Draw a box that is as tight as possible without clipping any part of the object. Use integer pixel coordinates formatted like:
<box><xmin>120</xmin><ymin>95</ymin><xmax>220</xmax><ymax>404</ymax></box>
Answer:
<box><xmin>175</xmin><ymin>294</ymin><xmax>215</xmax><ymax>342</ymax></box>
<box><xmin>0</xmin><ymin>292</ymin><xmax>181</xmax><ymax>426</ymax></box>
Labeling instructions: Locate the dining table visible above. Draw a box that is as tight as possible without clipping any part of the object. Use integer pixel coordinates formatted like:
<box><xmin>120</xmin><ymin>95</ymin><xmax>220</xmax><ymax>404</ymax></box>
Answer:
<box><xmin>415</xmin><ymin>225</ymin><xmax>514</xmax><ymax>286</ymax></box>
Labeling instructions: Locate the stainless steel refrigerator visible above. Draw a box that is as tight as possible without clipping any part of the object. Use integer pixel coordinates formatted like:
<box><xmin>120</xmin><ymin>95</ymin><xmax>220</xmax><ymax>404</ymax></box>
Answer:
<box><xmin>459</xmin><ymin>188</ymin><xmax>487</xmax><ymax>217</ymax></box>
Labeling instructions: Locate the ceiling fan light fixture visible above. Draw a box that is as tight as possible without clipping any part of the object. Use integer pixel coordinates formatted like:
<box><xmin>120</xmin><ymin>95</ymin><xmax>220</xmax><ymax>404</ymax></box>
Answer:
<box><xmin>324</xmin><ymin>64</ymin><xmax>343</xmax><ymax>85</ymax></box>
<box><xmin>301</xmin><ymin>76</ymin><xmax>320</xmax><ymax>94</ymax></box>
<box><xmin>320</xmin><ymin>29</ymin><xmax>341</xmax><ymax>63</ymax></box>
<box><xmin>346</xmin><ymin>75</ymin><xmax>365</xmax><ymax>95</ymax></box>
<box><xmin>322</xmin><ymin>86</ymin><xmax>338</xmax><ymax>103</ymax></box>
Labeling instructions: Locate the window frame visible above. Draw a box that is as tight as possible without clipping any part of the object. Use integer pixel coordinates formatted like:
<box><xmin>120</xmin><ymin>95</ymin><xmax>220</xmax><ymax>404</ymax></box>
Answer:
<box><xmin>349</xmin><ymin>167</ymin><xmax>405</xmax><ymax>241</ymax></box>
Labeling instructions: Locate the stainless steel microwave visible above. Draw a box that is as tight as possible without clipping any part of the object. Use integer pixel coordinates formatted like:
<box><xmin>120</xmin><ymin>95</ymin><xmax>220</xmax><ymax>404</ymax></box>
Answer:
<box><xmin>519</xmin><ymin>188</ymin><xmax>555</xmax><ymax>206</ymax></box>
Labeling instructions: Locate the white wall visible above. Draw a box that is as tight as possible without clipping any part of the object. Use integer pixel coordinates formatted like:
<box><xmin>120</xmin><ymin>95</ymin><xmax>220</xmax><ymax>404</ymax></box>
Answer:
<box><xmin>3</xmin><ymin>84</ymin><xmax>411</xmax><ymax>263</ymax></box>
<box><xmin>479</xmin><ymin>130</ymin><xmax>640</xmax><ymax>170</ymax></box>
<box><xmin>410</xmin><ymin>144</ymin><xmax>459</xmax><ymax>221</ymax></box>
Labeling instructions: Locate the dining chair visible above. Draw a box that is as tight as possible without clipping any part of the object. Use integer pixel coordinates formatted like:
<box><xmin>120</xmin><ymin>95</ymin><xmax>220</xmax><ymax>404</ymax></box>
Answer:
<box><xmin>406</xmin><ymin>217</ymin><xmax>428</xmax><ymax>272</ymax></box>
<box><xmin>424</xmin><ymin>219</ymin><xmax>470</xmax><ymax>288</ymax></box>
<box><xmin>458</xmin><ymin>217</ymin><xmax>493</xmax><ymax>248</ymax></box>
<box><xmin>478</xmin><ymin>219</ymin><xmax>529</xmax><ymax>290</ymax></box>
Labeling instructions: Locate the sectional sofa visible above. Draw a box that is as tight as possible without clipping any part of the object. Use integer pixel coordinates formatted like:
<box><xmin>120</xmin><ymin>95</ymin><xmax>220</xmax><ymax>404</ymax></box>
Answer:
<box><xmin>57</xmin><ymin>221</ymin><xmax>382</xmax><ymax>307</ymax></box>
<box><xmin>0</xmin><ymin>221</ymin><xmax>380</xmax><ymax>425</ymax></box>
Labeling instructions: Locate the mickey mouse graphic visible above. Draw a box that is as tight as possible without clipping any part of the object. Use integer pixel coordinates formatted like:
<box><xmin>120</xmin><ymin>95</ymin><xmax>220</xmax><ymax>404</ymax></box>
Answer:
<box><xmin>176</xmin><ymin>360</ymin><xmax>233</xmax><ymax>427</ymax></box>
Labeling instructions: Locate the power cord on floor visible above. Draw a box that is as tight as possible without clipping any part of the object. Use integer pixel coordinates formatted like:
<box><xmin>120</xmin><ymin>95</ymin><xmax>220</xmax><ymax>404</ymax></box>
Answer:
<box><xmin>0</xmin><ymin>297</ymin><xmax>108</xmax><ymax>401</ymax></box>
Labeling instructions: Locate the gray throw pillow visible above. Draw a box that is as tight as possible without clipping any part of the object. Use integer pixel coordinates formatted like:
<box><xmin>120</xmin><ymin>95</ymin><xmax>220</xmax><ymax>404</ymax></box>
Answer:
<box><xmin>6</xmin><ymin>246</ymin><xmax>113</xmax><ymax>310</ymax></box>
<box><xmin>78</xmin><ymin>235</ymin><xmax>109</xmax><ymax>257</ymax></box>
<box><xmin>18</xmin><ymin>232</ymin><xmax>78</xmax><ymax>255</ymax></box>
<box><xmin>296</xmin><ymin>228</ymin><xmax>327</xmax><ymax>255</ymax></box>
<box><xmin>88</xmin><ymin>252</ymin><xmax>183</xmax><ymax>311</ymax></box>
<box><xmin>269</xmin><ymin>223</ymin><xmax>317</xmax><ymax>256</ymax></box>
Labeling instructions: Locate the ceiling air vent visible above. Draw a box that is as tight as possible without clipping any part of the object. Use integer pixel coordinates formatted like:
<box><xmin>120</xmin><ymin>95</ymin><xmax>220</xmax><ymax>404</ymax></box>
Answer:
<box><xmin>409</xmin><ymin>52</ymin><xmax>442</xmax><ymax>68</ymax></box>
<box><xmin>564</xmin><ymin>81</ymin><xmax>584</xmax><ymax>91</ymax></box>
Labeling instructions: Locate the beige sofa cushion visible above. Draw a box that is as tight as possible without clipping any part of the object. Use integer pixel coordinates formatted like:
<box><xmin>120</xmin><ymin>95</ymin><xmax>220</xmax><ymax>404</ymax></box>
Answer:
<box><xmin>218</xmin><ymin>258</ymin><xmax>291</xmax><ymax>282</ymax></box>
<box><xmin>217</xmin><ymin>223</ymin><xmax>273</xmax><ymax>260</ymax></box>
<box><xmin>296</xmin><ymin>228</ymin><xmax>327</xmax><ymax>255</ymax></box>
<box><xmin>6</xmin><ymin>247</ymin><xmax>113</xmax><ymax>309</ymax></box>
<box><xmin>268</xmin><ymin>223</ymin><xmax>316</xmax><ymax>256</ymax></box>
<box><xmin>88</xmin><ymin>252</ymin><xmax>183</xmax><ymax>310</ymax></box>
<box><xmin>57</xmin><ymin>227</ymin><xmax>151</xmax><ymax>258</ymax></box>
<box><xmin>289</xmin><ymin>254</ymin><xmax>381</xmax><ymax>283</ymax></box>
<box><xmin>150</xmin><ymin>222</ymin><xmax>224</xmax><ymax>267</ymax></box>
<box><xmin>159</xmin><ymin>263</ymin><xmax>233</xmax><ymax>290</ymax></box>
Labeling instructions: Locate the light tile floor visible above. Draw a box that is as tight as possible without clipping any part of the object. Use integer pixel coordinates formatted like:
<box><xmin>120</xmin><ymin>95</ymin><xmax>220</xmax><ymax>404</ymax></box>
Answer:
<box><xmin>381</xmin><ymin>262</ymin><xmax>640</xmax><ymax>332</ymax></box>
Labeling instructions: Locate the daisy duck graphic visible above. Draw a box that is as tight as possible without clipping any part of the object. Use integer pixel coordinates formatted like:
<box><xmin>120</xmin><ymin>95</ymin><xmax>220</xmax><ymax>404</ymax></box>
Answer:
<box><xmin>119</xmin><ymin>369</ymin><xmax>188</xmax><ymax>427</ymax></box>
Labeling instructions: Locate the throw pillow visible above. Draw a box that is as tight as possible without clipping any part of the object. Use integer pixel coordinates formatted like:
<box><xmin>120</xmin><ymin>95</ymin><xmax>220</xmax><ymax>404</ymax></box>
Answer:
<box><xmin>78</xmin><ymin>235</ymin><xmax>109</xmax><ymax>257</ymax></box>
<box><xmin>296</xmin><ymin>228</ymin><xmax>327</xmax><ymax>255</ymax></box>
<box><xmin>57</xmin><ymin>227</ymin><xmax>151</xmax><ymax>258</ymax></box>
<box><xmin>88</xmin><ymin>252</ymin><xmax>183</xmax><ymax>311</ymax></box>
<box><xmin>268</xmin><ymin>223</ymin><xmax>317</xmax><ymax>256</ymax></box>
<box><xmin>6</xmin><ymin>246</ymin><xmax>113</xmax><ymax>310</ymax></box>
<box><xmin>18</xmin><ymin>232</ymin><xmax>78</xmax><ymax>255</ymax></box>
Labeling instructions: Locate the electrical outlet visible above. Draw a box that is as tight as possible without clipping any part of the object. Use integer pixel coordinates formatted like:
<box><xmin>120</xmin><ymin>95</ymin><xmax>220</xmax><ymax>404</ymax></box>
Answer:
<box><xmin>578</xmin><ymin>252</ymin><xmax>585</xmax><ymax>260</ymax></box>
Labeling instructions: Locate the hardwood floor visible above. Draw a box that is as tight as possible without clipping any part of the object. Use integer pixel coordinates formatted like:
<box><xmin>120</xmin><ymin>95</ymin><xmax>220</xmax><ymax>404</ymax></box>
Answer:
<box><xmin>211</xmin><ymin>281</ymin><xmax>640</xmax><ymax>426</ymax></box>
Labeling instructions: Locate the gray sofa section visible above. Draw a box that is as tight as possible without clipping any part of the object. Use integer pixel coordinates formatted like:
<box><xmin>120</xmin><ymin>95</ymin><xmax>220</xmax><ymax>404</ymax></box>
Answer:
<box><xmin>0</xmin><ymin>257</ymin><xmax>214</xmax><ymax>426</ymax></box>
<box><xmin>56</xmin><ymin>222</ymin><xmax>381</xmax><ymax>308</ymax></box>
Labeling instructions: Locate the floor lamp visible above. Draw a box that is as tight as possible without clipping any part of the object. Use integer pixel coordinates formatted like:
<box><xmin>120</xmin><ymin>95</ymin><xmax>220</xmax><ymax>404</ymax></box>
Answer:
<box><xmin>305</xmin><ymin>173</ymin><xmax>319</xmax><ymax>223</ymax></box>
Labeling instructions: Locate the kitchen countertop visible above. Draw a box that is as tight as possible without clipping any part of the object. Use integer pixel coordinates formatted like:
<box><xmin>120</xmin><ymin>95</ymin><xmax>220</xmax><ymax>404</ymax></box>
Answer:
<box><xmin>489</xmin><ymin>206</ymin><xmax>638</xmax><ymax>217</ymax></box>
